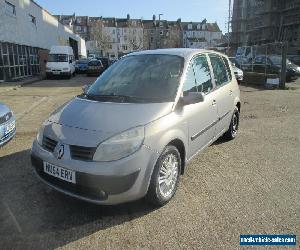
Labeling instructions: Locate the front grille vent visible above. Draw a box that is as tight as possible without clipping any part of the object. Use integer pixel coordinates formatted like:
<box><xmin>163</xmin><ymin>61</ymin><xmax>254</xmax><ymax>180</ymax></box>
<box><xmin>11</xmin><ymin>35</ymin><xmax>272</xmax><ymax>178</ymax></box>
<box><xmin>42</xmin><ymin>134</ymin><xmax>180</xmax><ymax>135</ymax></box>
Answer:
<box><xmin>42</xmin><ymin>136</ymin><xmax>58</xmax><ymax>152</ymax></box>
<box><xmin>70</xmin><ymin>145</ymin><xmax>96</xmax><ymax>161</ymax></box>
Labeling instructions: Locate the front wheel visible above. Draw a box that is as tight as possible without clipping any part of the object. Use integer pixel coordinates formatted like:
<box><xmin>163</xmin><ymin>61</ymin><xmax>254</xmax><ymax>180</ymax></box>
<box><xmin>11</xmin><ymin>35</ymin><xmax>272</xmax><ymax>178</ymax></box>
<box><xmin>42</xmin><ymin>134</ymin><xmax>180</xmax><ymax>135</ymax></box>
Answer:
<box><xmin>146</xmin><ymin>145</ymin><xmax>181</xmax><ymax>207</ymax></box>
<box><xmin>224</xmin><ymin>106</ymin><xmax>239</xmax><ymax>140</ymax></box>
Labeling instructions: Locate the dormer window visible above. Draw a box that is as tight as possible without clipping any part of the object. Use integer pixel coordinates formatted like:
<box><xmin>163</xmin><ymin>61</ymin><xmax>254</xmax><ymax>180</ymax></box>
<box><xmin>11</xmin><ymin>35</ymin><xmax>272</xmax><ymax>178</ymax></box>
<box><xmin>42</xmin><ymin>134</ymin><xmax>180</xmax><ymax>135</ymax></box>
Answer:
<box><xmin>188</xmin><ymin>24</ymin><xmax>192</xmax><ymax>30</ymax></box>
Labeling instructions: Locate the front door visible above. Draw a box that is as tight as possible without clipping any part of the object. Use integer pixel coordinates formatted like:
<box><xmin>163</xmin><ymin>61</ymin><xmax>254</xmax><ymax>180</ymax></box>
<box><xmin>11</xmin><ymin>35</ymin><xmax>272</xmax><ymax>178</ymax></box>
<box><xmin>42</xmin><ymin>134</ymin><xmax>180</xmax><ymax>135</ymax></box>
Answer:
<box><xmin>182</xmin><ymin>55</ymin><xmax>218</xmax><ymax>159</ymax></box>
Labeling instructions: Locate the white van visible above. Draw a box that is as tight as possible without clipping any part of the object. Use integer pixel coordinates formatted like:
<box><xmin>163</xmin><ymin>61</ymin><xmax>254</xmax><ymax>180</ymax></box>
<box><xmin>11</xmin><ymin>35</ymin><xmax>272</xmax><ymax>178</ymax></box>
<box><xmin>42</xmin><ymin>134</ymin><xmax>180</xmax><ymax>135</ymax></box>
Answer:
<box><xmin>46</xmin><ymin>46</ymin><xmax>76</xmax><ymax>79</ymax></box>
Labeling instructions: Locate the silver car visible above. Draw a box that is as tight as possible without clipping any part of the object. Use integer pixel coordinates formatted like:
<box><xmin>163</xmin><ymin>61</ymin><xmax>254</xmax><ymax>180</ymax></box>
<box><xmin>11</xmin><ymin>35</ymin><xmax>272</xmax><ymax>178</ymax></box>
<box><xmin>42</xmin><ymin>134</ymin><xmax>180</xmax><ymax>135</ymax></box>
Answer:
<box><xmin>31</xmin><ymin>49</ymin><xmax>241</xmax><ymax>206</ymax></box>
<box><xmin>0</xmin><ymin>103</ymin><xmax>16</xmax><ymax>146</ymax></box>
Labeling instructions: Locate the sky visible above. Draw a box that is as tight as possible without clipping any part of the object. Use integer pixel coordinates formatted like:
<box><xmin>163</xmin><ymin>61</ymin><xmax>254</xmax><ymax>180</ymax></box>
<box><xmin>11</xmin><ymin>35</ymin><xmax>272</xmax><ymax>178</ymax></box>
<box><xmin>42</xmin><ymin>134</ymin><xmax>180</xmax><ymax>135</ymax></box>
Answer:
<box><xmin>35</xmin><ymin>0</ymin><xmax>229</xmax><ymax>33</ymax></box>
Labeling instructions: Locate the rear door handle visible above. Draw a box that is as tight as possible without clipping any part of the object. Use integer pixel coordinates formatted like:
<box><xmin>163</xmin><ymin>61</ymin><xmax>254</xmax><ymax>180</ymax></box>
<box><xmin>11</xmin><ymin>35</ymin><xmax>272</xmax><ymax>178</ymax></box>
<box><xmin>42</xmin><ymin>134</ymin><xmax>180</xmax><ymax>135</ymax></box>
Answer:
<box><xmin>212</xmin><ymin>100</ymin><xmax>217</xmax><ymax>106</ymax></box>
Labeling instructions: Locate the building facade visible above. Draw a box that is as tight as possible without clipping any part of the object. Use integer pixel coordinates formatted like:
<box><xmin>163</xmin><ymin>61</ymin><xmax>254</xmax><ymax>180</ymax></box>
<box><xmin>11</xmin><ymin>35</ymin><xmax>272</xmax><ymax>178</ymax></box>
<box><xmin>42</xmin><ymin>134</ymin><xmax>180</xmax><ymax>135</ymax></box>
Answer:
<box><xmin>231</xmin><ymin>0</ymin><xmax>300</xmax><ymax>53</ymax></box>
<box><xmin>56</xmin><ymin>14</ymin><xmax>223</xmax><ymax>58</ymax></box>
<box><xmin>0</xmin><ymin>0</ymin><xmax>86</xmax><ymax>81</ymax></box>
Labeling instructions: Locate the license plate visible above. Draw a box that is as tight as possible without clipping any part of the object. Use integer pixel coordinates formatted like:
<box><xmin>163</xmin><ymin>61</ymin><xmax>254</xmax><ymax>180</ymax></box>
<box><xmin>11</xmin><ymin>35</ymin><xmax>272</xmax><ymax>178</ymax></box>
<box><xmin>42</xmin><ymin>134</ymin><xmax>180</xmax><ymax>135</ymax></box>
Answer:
<box><xmin>5</xmin><ymin>121</ymin><xmax>15</xmax><ymax>135</ymax></box>
<box><xmin>43</xmin><ymin>162</ymin><xmax>76</xmax><ymax>184</ymax></box>
<box><xmin>53</xmin><ymin>71</ymin><xmax>60</xmax><ymax>75</ymax></box>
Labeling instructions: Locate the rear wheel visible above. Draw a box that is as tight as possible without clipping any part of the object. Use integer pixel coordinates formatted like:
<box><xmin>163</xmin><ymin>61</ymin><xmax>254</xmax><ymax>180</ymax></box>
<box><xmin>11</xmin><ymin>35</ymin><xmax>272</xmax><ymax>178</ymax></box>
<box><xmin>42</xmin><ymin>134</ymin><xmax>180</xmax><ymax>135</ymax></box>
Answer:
<box><xmin>146</xmin><ymin>145</ymin><xmax>181</xmax><ymax>207</ymax></box>
<box><xmin>224</xmin><ymin>106</ymin><xmax>239</xmax><ymax>140</ymax></box>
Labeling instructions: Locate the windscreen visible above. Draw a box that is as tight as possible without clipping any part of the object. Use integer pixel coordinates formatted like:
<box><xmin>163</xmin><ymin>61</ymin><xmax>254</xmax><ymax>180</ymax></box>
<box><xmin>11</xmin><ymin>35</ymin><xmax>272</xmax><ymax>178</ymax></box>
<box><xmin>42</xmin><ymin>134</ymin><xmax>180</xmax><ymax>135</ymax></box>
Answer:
<box><xmin>87</xmin><ymin>54</ymin><xmax>184</xmax><ymax>103</ymax></box>
<box><xmin>48</xmin><ymin>54</ymin><xmax>68</xmax><ymax>62</ymax></box>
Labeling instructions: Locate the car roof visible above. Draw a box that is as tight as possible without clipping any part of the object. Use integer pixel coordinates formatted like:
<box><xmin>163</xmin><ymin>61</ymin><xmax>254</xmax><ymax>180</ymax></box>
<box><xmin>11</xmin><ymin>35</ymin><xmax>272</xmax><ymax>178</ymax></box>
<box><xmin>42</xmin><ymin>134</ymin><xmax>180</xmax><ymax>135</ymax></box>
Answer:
<box><xmin>128</xmin><ymin>48</ymin><xmax>224</xmax><ymax>60</ymax></box>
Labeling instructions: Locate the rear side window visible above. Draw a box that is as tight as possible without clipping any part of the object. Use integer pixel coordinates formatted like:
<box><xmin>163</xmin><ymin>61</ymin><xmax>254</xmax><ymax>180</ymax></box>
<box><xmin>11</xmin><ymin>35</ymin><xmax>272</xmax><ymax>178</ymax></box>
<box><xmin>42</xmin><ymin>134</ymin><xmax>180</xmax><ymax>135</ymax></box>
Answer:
<box><xmin>182</xmin><ymin>63</ymin><xmax>197</xmax><ymax>96</ymax></box>
<box><xmin>209</xmin><ymin>54</ymin><xmax>229</xmax><ymax>86</ymax></box>
<box><xmin>193</xmin><ymin>55</ymin><xmax>213</xmax><ymax>93</ymax></box>
<box><xmin>222</xmin><ymin>56</ymin><xmax>232</xmax><ymax>80</ymax></box>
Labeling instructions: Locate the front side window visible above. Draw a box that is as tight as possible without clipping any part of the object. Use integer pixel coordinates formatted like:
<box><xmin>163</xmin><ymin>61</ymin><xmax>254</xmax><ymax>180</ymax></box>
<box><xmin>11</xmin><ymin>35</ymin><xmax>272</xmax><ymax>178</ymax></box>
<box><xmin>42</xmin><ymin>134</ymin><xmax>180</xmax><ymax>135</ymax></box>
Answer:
<box><xmin>209</xmin><ymin>54</ymin><xmax>229</xmax><ymax>86</ymax></box>
<box><xmin>182</xmin><ymin>62</ymin><xmax>197</xmax><ymax>96</ymax></box>
<box><xmin>48</xmin><ymin>54</ymin><xmax>68</xmax><ymax>62</ymax></box>
<box><xmin>193</xmin><ymin>55</ymin><xmax>213</xmax><ymax>93</ymax></box>
<box><xmin>86</xmin><ymin>54</ymin><xmax>184</xmax><ymax>103</ymax></box>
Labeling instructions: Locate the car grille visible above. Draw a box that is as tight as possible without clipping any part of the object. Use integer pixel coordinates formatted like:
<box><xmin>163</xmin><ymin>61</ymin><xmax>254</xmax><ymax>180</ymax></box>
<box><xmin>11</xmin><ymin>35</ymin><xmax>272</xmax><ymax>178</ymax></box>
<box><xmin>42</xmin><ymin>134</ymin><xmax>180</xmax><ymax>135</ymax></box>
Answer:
<box><xmin>42</xmin><ymin>136</ymin><xmax>58</xmax><ymax>152</ymax></box>
<box><xmin>69</xmin><ymin>145</ymin><xmax>96</xmax><ymax>161</ymax></box>
<box><xmin>0</xmin><ymin>112</ymin><xmax>12</xmax><ymax>125</ymax></box>
<box><xmin>42</xmin><ymin>136</ymin><xmax>96</xmax><ymax>161</ymax></box>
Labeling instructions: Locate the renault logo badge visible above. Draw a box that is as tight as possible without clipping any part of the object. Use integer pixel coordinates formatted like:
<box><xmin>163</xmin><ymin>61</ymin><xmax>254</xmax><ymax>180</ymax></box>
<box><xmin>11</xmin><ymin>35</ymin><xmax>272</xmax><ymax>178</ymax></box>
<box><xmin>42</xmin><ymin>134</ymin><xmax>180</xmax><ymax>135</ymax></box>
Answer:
<box><xmin>55</xmin><ymin>143</ymin><xmax>65</xmax><ymax>159</ymax></box>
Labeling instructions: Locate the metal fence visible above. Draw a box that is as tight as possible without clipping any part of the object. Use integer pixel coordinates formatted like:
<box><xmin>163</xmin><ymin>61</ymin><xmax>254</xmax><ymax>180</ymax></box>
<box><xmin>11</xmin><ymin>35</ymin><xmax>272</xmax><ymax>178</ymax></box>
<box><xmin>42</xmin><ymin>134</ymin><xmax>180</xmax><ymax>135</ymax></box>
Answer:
<box><xmin>233</xmin><ymin>42</ymin><xmax>289</xmax><ymax>88</ymax></box>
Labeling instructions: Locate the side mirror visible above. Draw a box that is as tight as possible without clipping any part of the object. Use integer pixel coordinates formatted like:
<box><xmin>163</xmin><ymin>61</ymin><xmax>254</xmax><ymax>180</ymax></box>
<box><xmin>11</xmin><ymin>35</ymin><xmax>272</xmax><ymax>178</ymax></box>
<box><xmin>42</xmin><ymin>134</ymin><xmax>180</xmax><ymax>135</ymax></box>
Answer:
<box><xmin>182</xmin><ymin>92</ymin><xmax>205</xmax><ymax>105</ymax></box>
<box><xmin>82</xmin><ymin>84</ymin><xmax>91</xmax><ymax>94</ymax></box>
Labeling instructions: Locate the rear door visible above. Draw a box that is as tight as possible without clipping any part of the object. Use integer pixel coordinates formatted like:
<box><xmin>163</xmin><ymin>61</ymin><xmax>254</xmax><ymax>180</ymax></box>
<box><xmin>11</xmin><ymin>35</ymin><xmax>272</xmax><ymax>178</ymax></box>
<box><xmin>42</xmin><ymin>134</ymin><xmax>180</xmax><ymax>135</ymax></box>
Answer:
<box><xmin>208</xmin><ymin>54</ymin><xmax>234</xmax><ymax>138</ymax></box>
<box><xmin>183</xmin><ymin>55</ymin><xmax>218</xmax><ymax>159</ymax></box>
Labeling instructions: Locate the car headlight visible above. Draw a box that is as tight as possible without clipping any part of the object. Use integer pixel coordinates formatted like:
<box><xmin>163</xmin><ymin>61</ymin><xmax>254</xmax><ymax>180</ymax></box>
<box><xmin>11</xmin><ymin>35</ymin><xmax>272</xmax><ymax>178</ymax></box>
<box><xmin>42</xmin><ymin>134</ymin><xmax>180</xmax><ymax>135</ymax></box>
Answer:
<box><xmin>93</xmin><ymin>126</ymin><xmax>145</xmax><ymax>162</ymax></box>
<box><xmin>36</xmin><ymin>126</ymin><xmax>44</xmax><ymax>146</ymax></box>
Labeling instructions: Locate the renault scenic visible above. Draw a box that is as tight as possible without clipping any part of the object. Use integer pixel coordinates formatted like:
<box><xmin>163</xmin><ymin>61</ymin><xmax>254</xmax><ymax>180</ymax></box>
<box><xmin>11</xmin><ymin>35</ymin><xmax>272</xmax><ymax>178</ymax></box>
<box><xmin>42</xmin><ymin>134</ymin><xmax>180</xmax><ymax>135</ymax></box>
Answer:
<box><xmin>31</xmin><ymin>49</ymin><xmax>241</xmax><ymax>206</ymax></box>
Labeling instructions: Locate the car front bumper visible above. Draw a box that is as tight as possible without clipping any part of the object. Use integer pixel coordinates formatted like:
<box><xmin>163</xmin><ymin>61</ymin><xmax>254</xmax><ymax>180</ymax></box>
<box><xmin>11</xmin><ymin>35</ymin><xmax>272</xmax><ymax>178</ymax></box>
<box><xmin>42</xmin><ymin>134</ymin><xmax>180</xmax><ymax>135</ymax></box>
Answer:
<box><xmin>0</xmin><ymin>116</ymin><xmax>16</xmax><ymax>146</ymax></box>
<box><xmin>31</xmin><ymin>140</ymin><xmax>158</xmax><ymax>205</ymax></box>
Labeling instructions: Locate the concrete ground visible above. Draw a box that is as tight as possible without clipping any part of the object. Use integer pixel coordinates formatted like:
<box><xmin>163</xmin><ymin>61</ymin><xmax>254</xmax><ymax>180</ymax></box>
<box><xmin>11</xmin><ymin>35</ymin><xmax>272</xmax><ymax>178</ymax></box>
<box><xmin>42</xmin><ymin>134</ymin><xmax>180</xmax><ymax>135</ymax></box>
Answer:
<box><xmin>0</xmin><ymin>76</ymin><xmax>299</xmax><ymax>249</ymax></box>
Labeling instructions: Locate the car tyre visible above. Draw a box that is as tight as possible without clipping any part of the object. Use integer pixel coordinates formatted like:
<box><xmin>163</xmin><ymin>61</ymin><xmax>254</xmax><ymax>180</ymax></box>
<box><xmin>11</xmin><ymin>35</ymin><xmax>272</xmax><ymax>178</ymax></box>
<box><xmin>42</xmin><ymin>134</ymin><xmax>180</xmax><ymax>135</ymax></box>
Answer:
<box><xmin>146</xmin><ymin>145</ymin><xmax>181</xmax><ymax>207</ymax></box>
<box><xmin>224</xmin><ymin>106</ymin><xmax>239</xmax><ymax>140</ymax></box>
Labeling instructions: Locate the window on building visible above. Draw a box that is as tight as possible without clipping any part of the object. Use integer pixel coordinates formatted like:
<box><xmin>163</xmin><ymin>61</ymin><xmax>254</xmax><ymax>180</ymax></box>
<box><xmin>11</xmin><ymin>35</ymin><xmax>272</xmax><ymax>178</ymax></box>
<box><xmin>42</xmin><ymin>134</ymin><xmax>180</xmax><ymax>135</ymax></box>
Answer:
<box><xmin>113</xmin><ymin>29</ymin><xmax>116</xmax><ymax>34</ymax></box>
<box><xmin>209</xmin><ymin>54</ymin><xmax>229</xmax><ymax>86</ymax></box>
<box><xmin>122</xmin><ymin>45</ymin><xmax>128</xmax><ymax>51</ymax></box>
<box><xmin>29</xmin><ymin>14</ymin><xmax>36</xmax><ymax>25</ymax></box>
<box><xmin>76</xmin><ymin>26</ymin><xmax>82</xmax><ymax>32</ymax></box>
<box><xmin>188</xmin><ymin>24</ymin><xmax>193</xmax><ymax>30</ymax></box>
<box><xmin>124</xmin><ymin>35</ymin><xmax>127</xmax><ymax>41</ymax></box>
<box><xmin>150</xmin><ymin>37</ymin><xmax>154</xmax><ymax>43</ymax></box>
<box><xmin>5</xmin><ymin>1</ymin><xmax>16</xmax><ymax>15</ymax></box>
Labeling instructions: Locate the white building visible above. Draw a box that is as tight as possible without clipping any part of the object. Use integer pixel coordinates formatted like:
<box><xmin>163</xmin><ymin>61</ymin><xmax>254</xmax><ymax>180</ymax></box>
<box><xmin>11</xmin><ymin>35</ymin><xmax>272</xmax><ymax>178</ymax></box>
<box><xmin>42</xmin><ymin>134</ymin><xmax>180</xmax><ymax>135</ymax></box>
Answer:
<box><xmin>0</xmin><ymin>0</ymin><xmax>86</xmax><ymax>81</ymax></box>
<box><xmin>183</xmin><ymin>22</ymin><xmax>222</xmax><ymax>49</ymax></box>
<box><xmin>87</xmin><ymin>17</ymin><xmax>143</xmax><ymax>59</ymax></box>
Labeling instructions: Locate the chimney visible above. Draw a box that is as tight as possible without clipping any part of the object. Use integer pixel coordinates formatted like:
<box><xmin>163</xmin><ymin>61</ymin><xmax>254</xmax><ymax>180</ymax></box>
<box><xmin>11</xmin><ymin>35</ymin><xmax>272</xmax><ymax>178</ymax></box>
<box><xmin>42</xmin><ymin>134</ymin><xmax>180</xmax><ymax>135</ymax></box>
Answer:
<box><xmin>127</xmin><ymin>14</ymin><xmax>130</xmax><ymax>20</ymax></box>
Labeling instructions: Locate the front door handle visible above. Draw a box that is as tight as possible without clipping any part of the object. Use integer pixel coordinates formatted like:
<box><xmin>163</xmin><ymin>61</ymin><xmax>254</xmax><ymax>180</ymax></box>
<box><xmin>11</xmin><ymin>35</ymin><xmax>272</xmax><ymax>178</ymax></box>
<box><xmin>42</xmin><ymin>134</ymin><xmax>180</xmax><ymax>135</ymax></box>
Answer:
<box><xmin>229</xmin><ymin>90</ymin><xmax>233</xmax><ymax>95</ymax></box>
<box><xmin>212</xmin><ymin>100</ymin><xmax>217</xmax><ymax>106</ymax></box>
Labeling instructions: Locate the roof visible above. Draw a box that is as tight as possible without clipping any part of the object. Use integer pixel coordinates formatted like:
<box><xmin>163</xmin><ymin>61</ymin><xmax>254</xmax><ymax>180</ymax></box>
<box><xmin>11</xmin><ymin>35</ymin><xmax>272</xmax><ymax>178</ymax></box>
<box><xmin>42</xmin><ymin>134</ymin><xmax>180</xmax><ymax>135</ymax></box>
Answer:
<box><xmin>128</xmin><ymin>48</ymin><xmax>212</xmax><ymax>60</ymax></box>
<box><xmin>182</xmin><ymin>22</ymin><xmax>221</xmax><ymax>32</ymax></box>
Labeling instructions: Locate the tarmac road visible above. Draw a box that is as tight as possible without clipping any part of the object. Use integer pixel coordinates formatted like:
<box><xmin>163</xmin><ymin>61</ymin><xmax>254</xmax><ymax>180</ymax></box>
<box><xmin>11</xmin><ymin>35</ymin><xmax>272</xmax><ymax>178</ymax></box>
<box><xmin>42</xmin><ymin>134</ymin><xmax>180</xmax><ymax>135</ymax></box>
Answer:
<box><xmin>0</xmin><ymin>76</ymin><xmax>299</xmax><ymax>249</ymax></box>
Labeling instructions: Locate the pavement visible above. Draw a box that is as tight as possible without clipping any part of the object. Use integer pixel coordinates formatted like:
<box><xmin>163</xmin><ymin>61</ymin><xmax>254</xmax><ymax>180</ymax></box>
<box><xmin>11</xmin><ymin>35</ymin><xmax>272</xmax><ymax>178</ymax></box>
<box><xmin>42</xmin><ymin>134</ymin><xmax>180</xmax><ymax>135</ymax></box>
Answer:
<box><xmin>0</xmin><ymin>75</ymin><xmax>299</xmax><ymax>249</ymax></box>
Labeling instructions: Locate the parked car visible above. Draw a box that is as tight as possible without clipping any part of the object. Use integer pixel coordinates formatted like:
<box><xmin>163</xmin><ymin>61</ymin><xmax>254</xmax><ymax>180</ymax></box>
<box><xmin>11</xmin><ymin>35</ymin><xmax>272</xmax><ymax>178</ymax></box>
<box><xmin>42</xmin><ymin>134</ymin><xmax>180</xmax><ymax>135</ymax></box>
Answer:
<box><xmin>46</xmin><ymin>46</ymin><xmax>76</xmax><ymax>79</ymax></box>
<box><xmin>0</xmin><ymin>103</ymin><xmax>16</xmax><ymax>146</ymax></box>
<box><xmin>288</xmin><ymin>55</ymin><xmax>300</xmax><ymax>67</ymax></box>
<box><xmin>31</xmin><ymin>49</ymin><xmax>241</xmax><ymax>207</ymax></box>
<box><xmin>229</xmin><ymin>57</ymin><xmax>244</xmax><ymax>84</ymax></box>
<box><xmin>86</xmin><ymin>60</ymin><xmax>104</xmax><ymax>76</ymax></box>
<box><xmin>253</xmin><ymin>55</ymin><xmax>299</xmax><ymax>81</ymax></box>
<box><xmin>75</xmin><ymin>59</ymin><xmax>89</xmax><ymax>73</ymax></box>
<box><xmin>96</xmin><ymin>57</ymin><xmax>109</xmax><ymax>70</ymax></box>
